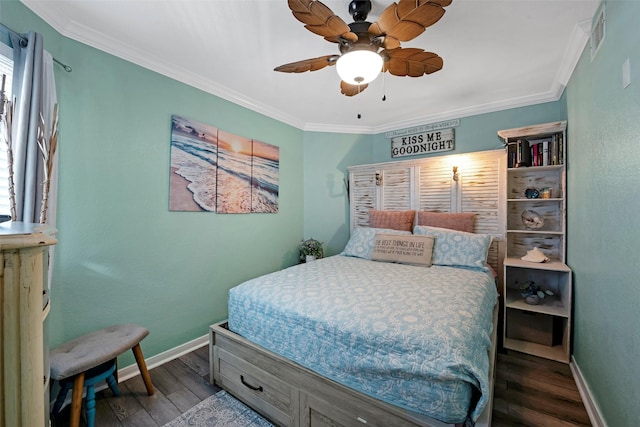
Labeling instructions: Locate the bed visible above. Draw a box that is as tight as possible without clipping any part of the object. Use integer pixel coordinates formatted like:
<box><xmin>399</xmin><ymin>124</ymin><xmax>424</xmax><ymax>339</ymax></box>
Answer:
<box><xmin>210</xmin><ymin>224</ymin><xmax>500</xmax><ymax>427</ymax></box>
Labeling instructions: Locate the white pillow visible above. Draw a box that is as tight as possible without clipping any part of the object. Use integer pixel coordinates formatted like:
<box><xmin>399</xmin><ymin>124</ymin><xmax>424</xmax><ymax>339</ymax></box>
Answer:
<box><xmin>341</xmin><ymin>227</ymin><xmax>412</xmax><ymax>259</ymax></box>
<box><xmin>413</xmin><ymin>225</ymin><xmax>492</xmax><ymax>270</ymax></box>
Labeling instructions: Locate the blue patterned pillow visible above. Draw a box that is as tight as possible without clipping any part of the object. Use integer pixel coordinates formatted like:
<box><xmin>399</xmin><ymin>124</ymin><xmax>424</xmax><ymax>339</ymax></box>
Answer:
<box><xmin>413</xmin><ymin>225</ymin><xmax>492</xmax><ymax>270</ymax></box>
<box><xmin>341</xmin><ymin>227</ymin><xmax>412</xmax><ymax>259</ymax></box>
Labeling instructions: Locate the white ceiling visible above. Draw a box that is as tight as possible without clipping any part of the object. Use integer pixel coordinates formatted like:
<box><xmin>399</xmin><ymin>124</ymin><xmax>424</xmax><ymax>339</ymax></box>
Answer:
<box><xmin>21</xmin><ymin>0</ymin><xmax>600</xmax><ymax>134</ymax></box>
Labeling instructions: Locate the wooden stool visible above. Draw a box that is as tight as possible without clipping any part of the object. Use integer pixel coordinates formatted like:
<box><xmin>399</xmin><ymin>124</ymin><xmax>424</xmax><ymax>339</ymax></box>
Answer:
<box><xmin>49</xmin><ymin>324</ymin><xmax>155</xmax><ymax>427</ymax></box>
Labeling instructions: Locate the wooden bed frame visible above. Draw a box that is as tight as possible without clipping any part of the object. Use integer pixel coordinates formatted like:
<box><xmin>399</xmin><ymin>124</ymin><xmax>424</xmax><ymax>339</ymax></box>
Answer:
<box><xmin>208</xmin><ymin>302</ymin><xmax>498</xmax><ymax>427</ymax></box>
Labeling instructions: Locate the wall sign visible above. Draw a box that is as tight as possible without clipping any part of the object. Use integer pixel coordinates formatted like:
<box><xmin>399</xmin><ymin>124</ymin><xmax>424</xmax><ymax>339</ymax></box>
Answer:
<box><xmin>384</xmin><ymin>119</ymin><xmax>460</xmax><ymax>138</ymax></box>
<box><xmin>391</xmin><ymin>128</ymin><xmax>455</xmax><ymax>158</ymax></box>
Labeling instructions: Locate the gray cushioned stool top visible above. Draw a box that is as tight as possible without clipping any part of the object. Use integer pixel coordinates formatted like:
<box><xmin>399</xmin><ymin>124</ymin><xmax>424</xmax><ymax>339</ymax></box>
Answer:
<box><xmin>50</xmin><ymin>323</ymin><xmax>149</xmax><ymax>380</ymax></box>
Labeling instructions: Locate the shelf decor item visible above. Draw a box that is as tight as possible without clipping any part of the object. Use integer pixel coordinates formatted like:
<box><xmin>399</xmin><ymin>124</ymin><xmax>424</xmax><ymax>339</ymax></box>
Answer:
<box><xmin>299</xmin><ymin>238</ymin><xmax>323</xmax><ymax>263</ymax></box>
<box><xmin>519</xmin><ymin>281</ymin><xmax>555</xmax><ymax>305</ymax></box>
<box><xmin>521</xmin><ymin>210</ymin><xmax>544</xmax><ymax>229</ymax></box>
<box><xmin>520</xmin><ymin>247</ymin><xmax>550</xmax><ymax>263</ymax></box>
<box><xmin>524</xmin><ymin>187</ymin><xmax>540</xmax><ymax>199</ymax></box>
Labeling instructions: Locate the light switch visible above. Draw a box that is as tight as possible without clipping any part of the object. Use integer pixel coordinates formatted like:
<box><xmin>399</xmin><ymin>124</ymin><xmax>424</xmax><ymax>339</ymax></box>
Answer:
<box><xmin>623</xmin><ymin>58</ymin><xmax>631</xmax><ymax>88</ymax></box>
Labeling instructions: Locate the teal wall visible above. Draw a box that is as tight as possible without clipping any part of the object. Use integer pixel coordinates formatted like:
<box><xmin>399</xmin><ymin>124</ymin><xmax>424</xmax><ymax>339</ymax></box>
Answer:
<box><xmin>5</xmin><ymin>0</ymin><xmax>639</xmax><ymax>424</ymax></box>
<box><xmin>302</xmin><ymin>132</ymin><xmax>373</xmax><ymax>255</ymax></box>
<box><xmin>565</xmin><ymin>1</ymin><xmax>640</xmax><ymax>425</ymax></box>
<box><xmin>3</xmin><ymin>1</ymin><xmax>304</xmax><ymax>366</ymax></box>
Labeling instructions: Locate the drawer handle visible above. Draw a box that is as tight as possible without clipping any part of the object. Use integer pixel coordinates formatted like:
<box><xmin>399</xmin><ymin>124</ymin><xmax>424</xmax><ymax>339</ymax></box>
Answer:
<box><xmin>240</xmin><ymin>375</ymin><xmax>263</xmax><ymax>392</ymax></box>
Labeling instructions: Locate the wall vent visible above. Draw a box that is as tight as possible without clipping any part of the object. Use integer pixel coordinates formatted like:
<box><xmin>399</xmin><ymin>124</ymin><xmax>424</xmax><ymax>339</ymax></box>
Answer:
<box><xmin>590</xmin><ymin>3</ymin><xmax>606</xmax><ymax>61</ymax></box>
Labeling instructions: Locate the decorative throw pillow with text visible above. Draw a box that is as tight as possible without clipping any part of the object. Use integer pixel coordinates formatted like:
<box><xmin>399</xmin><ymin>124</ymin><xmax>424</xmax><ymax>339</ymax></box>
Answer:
<box><xmin>371</xmin><ymin>234</ymin><xmax>435</xmax><ymax>267</ymax></box>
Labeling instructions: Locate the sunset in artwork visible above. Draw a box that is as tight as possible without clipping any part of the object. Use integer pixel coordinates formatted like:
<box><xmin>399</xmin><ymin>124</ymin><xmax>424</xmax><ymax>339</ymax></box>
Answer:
<box><xmin>252</xmin><ymin>140</ymin><xmax>280</xmax><ymax>162</ymax></box>
<box><xmin>219</xmin><ymin>131</ymin><xmax>252</xmax><ymax>156</ymax></box>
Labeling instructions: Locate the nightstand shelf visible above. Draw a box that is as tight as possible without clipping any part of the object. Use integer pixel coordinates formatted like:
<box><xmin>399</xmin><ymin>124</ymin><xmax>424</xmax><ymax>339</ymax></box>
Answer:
<box><xmin>505</xmin><ymin>289</ymin><xmax>566</xmax><ymax>317</ymax></box>
<box><xmin>503</xmin><ymin>337</ymin><xmax>569</xmax><ymax>363</ymax></box>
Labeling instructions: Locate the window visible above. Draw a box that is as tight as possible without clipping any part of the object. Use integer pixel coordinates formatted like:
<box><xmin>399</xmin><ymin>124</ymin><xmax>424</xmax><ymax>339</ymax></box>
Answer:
<box><xmin>0</xmin><ymin>42</ymin><xmax>13</xmax><ymax>217</ymax></box>
<box><xmin>590</xmin><ymin>2</ymin><xmax>606</xmax><ymax>61</ymax></box>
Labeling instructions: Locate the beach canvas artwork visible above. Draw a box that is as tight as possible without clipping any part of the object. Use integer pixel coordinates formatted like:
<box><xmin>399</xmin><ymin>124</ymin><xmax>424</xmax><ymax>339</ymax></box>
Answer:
<box><xmin>169</xmin><ymin>115</ymin><xmax>279</xmax><ymax>213</ymax></box>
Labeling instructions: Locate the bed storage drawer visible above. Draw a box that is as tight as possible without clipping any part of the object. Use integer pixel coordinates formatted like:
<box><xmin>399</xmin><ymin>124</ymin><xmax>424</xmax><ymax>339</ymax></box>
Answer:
<box><xmin>214</xmin><ymin>345</ymin><xmax>298</xmax><ymax>427</ymax></box>
<box><xmin>300</xmin><ymin>391</ymin><xmax>424</xmax><ymax>427</ymax></box>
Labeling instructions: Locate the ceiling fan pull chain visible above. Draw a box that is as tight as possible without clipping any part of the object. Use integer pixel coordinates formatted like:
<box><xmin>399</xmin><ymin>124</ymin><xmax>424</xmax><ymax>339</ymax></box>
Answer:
<box><xmin>357</xmin><ymin>85</ymin><xmax>362</xmax><ymax>119</ymax></box>
<box><xmin>382</xmin><ymin>72</ymin><xmax>387</xmax><ymax>102</ymax></box>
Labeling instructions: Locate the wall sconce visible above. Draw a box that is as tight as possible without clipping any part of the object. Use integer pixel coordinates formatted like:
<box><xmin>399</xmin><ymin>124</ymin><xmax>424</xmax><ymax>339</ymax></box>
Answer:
<box><xmin>452</xmin><ymin>165</ymin><xmax>459</xmax><ymax>181</ymax></box>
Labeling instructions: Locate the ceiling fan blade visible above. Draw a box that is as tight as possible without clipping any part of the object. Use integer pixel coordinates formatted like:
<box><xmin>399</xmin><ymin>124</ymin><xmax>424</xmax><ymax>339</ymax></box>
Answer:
<box><xmin>369</xmin><ymin>0</ymin><xmax>450</xmax><ymax>48</ymax></box>
<box><xmin>382</xmin><ymin>47</ymin><xmax>443</xmax><ymax>77</ymax></box>
<box><xmin>425</xmin><ymin>0</ymin><xmax>453</xmax><ymax>7</ymax></box>
<box><xmin>288</xmin><ymin>0</ymin><xmax>358</xmax><ymax>43</ymax></box>
<box><xmin>340</xmin><ymin>80</ymin><xmax>369</xmax><ymax>97</ymax></box>
<box><xmin>274</xmin><ymin>55</ymin><xmax>338</xmax><ymax>73</ymax></box>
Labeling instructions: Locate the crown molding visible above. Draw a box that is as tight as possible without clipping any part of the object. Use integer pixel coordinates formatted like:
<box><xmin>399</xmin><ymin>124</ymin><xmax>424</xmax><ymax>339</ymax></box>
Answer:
<box><xmin>555</xmin><ymin>19</ymin><xmax>591</xmax><ymax>88</ymax></box>
<box><xmin>21</xmin><ymin>1</ymin><xmax>589</xmax><ymax>136</ymax></box>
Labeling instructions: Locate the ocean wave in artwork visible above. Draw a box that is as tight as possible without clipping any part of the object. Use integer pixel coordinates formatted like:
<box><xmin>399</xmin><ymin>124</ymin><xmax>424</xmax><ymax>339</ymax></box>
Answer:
<box><xmin>170</xmin><ymin>136</ymin><xmax>217</xmax><ymax>212</ymax></box>
<box><xmin>216</xmin><ymin>148</ymin><xmax>253</xmax><ymax>213</ymax></box>
<box><xmin>251</xmin><ymin>156</ymin><xmax>279</xmax><ymax>213</ymax></box>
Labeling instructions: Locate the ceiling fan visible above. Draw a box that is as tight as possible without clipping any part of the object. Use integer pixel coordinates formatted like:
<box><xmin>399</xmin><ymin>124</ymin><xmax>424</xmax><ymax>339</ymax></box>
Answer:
<box><xmin>274</xmin><ymin>0</ymin><xmax>452</xmax><ymax>96</ymax></box>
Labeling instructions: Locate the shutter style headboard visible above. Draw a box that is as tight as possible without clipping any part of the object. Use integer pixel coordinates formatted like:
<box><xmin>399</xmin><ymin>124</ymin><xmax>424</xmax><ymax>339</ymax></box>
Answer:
<box><xmin>348</xmin><ymin>149</ymin><xmax>506</xmax><ymax>284</ymax></box>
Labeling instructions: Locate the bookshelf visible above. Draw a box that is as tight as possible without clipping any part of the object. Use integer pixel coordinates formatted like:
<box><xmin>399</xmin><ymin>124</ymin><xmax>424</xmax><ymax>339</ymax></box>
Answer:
<box><xmin>498</xmin><ymin>121</ymin><xmax>571</xmax><ymax>363</ymax></box>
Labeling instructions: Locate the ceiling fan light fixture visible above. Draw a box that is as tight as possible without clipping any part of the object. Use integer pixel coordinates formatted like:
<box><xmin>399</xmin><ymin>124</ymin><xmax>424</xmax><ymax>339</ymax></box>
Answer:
<box><xmin>336</xmin><ymin>50</ymin><xmax>383</xmax><ymax>85</ymax></box>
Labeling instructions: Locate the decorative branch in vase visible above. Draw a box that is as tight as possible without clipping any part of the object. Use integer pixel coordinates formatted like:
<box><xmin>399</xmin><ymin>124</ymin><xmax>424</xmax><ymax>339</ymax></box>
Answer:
<box><xmin>37</xmin><ymin>104</ymin><xmax>58</xmax><ymax>224</ymax></box>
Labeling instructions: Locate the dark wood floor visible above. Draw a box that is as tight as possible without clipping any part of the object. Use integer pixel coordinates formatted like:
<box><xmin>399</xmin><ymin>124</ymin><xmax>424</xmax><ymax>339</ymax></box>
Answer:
<box><xmin>51</xmin><ymin>346</ymin><xmax>591</xmax><ymax>427</ymax></box>
<box><xmin>492</xmin><ymin>351</ymin><xmax>591</xmax><ymax>426</ymax></box>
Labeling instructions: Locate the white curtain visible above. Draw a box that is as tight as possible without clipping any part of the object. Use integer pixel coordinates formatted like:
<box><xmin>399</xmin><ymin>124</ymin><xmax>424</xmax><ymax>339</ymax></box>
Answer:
<box><xmin>9</xmin><ymin>30</ymin><xmax>58</xmax><ymax>224</ymax></box>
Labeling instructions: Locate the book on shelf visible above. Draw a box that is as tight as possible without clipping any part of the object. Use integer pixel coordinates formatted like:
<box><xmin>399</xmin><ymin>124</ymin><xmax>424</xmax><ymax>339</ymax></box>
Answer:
<box><xmin>507</xmin><ymin>142</ymin><xmax>517</xmax><ymax>168</ymax></box>
<box><xmin>506</xmin><ymin>132</ymin><xmax>563</xmax><ymax>168</ymax></box>
<box><xmin>558</xmin><ymin>132</ymin><xmax>564</xmax><ymax>165</ymax></box>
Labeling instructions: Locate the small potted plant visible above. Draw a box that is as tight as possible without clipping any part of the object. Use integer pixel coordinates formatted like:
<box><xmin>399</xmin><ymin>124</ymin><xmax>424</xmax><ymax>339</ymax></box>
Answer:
<box><xmin>299</xmin><ymin>238</ymin><xmax>323</xmax><ymax>263</ymax></box>
<box><xmin>519</xmin><ymin>280</ymin><xmax>554</xmax><ymax>305</ymax></box>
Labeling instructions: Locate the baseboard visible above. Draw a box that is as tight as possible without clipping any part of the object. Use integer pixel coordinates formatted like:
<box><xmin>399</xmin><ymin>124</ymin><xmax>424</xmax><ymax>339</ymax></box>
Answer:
<box><xmin>117</xmin><ymin>333</ymin><xmax>209</xmax><ymax>381</ymax></box>
<box><xmin>570</xmin><ymin>356</ymin><xmax>608</xmax><ymax>427</ymax></box>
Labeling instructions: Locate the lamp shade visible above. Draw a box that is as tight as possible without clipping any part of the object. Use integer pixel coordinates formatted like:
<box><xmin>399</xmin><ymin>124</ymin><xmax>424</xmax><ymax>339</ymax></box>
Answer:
<box><xmin>336</xmin><ymin>50</ymin><xmax>383</xmax><ymax>85</ymax></box>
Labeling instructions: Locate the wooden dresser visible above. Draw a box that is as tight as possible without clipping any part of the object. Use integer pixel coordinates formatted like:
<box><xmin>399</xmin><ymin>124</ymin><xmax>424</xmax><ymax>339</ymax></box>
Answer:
<box><xmin>0</xmin><ymin>222</ymin><xmax>57</xmax><ymax>427</ymax></box>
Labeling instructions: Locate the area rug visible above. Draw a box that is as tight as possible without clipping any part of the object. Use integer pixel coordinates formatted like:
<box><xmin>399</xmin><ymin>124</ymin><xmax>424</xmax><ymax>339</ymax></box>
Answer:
<box><xmin>162</xmin><ymin>390</ymin><xmax>274</xmax><ymax>427</ymax></box>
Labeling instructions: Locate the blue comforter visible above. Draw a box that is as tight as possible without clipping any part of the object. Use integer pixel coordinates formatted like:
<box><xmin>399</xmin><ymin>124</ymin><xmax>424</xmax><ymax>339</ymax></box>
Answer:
<box><xmin>228</xmin><ymin>255</ymin><xmax>497</xmax><ymax>424</ymax></box>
